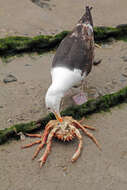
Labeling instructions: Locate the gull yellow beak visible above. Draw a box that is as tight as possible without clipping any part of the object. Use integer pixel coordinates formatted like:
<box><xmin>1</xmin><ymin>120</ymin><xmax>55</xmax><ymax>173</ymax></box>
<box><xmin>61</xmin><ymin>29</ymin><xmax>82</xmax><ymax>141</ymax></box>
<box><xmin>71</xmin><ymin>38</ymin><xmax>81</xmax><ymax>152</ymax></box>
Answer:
<box><xmin>54</xmin><ymin>112</ymin><xmax>63</xmax><ymax>122</ymax></box>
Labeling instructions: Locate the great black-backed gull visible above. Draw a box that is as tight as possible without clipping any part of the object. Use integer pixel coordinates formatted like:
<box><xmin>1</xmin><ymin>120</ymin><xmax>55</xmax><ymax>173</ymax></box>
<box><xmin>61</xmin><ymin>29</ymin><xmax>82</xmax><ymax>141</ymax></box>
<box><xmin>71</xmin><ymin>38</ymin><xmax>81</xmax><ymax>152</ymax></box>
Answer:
<box><xmin>45</xmin><ymin>6</ymin><xmax>94</xmax><ymax>122</ymax></box>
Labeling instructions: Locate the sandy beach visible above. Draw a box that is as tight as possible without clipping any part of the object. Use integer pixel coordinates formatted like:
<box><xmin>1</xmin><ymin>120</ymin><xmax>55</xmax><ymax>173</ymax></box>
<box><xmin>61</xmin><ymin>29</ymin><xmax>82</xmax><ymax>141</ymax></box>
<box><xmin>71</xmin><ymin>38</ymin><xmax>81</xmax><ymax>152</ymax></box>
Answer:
<box><xmin>0</xmin><ymin>0</ymin><xmax>127</xmax><ymax>37</ymax></box>
<box><xmin>0</xmin><ymin>1</ymin><xmax>127</xmax><ymax>189</ymax></box>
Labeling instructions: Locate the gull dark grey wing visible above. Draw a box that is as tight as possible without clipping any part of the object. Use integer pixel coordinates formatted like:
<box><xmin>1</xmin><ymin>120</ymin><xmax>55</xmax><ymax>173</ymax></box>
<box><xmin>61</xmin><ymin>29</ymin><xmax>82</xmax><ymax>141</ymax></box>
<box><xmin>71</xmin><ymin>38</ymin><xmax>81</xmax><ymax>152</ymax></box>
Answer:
<box><xmin>52</xmin><ymin>6</ymin><xmax>94</xmax><ymax>76</ymax></box>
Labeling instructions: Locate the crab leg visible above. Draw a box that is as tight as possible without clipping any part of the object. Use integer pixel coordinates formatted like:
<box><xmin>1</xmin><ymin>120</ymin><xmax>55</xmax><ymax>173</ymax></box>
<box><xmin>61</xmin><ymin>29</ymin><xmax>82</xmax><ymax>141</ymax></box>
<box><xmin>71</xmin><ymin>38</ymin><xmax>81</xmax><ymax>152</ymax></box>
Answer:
<box><xmin>72</xmin><ymin>120</ymin><xmax>101</xmax><ymax>150</ymax></box>
<box><xmin>83</xmin><ymin>125</ymin><xmax>96</xmax><ymax>130</ymax></box>
<box><xmin>22</xmin><ymin>140</ymin><xmax>42</xmax><ymax>148</ymax></box>
<box><xmin>74</xmin><ymin>117</ymin><xmax>95</xmax><ymax>130</ymax></box>
<box><xmin>82</xmin><ymin>128</ymin><xmax>101</xmax><ymax>150</ymax></box>
<box><xmin>71</xmin><ymin>127</ymin><xmax>83</xmax><ymax>162</ymax></box>
<box><xmin>38</xmin><ymin>127</ymin><xmax>58</xmax><ymax>168</ymax></box>
<box><xmin>78</xmin><ymin>117</ymin><xmax>85</xmax><ymax>123</ymax></box>
<box><xmin>21</xmin><ymin>122</ymin><xmax>55</xmax><ymax>160</ymax></box>
<box><xmin>24</xmin><ymin>133</ymin><xmax>42</xmax><ymax>138</ymax></box>
<box><xmin>32</xmin><ymin>123</ymin><xmax>55</xmax><ymax>160</ymax></box>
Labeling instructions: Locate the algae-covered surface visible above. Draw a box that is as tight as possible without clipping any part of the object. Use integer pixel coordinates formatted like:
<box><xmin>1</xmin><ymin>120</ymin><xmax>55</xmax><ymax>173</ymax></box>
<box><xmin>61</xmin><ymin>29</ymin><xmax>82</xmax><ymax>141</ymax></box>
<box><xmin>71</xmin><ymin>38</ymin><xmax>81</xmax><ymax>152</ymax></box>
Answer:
<box><xmin>0</xmin><ymin>25</ymin><xmax>127</xmax><ymax>58</ymax></box>
<box><xmin>0</xmin><ymin>39</ymin><xmax>127</xmax><ymax>189</ymax></box>
<box><xmin>0</xmin><ymin>105</ymin><xmax>127</xmax><ymax>190</ymax></box>
<box><xmin>0</xmin><ymin>86</ymin><xmax>127</xmax><ymax>145</ymax></box>
<box><xmin>0</xmin><ymin>0</ymin><xmax>127</xmax><ymax>190</ymax></box>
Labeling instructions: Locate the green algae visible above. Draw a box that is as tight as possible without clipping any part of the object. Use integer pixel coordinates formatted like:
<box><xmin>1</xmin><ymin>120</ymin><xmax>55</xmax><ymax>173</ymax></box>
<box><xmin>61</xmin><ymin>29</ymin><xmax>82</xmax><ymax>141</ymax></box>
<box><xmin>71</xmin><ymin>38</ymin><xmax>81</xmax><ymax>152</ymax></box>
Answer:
<box><xmin>0</xmin><ymin>31</ymin><xmax>69</xmax><ymax>58</ymax></box>
<box><xmin>0</xmin><ymin>25</ymin><xmax>127</xmax><ymax>58</ymax></box>
<box><xmin>0</xmin><ymin>86</ymin><xmax>127</xmax><ymax>145</ymax></box>
<box><xmin>94</xmin><ymin>24</ymin><xmax>127</xmax><ymax>42</ymax></box>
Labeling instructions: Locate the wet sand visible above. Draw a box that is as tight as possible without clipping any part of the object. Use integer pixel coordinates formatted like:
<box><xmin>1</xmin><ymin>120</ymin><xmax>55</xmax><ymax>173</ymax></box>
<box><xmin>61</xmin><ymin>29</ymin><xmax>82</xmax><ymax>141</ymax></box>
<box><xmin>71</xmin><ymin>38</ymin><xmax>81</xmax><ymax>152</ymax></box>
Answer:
<box><xmin>0</xmin><ymin>0</ymin><xmax>127</xmax><ymax>37</ymax></box>
<box><xmin>0</xmin><ymin>41</ymin><xmax>127</xmax><ymax>129</ymax></box>
<box><xmin>0</xmin><ymin>106</ymin><xmax>127</xmax><ymax>190</ymax></box>
<box><xmin>0</xmin><ymin>1</ymin><xmax>127</xmax><ymax>190</ymax></box>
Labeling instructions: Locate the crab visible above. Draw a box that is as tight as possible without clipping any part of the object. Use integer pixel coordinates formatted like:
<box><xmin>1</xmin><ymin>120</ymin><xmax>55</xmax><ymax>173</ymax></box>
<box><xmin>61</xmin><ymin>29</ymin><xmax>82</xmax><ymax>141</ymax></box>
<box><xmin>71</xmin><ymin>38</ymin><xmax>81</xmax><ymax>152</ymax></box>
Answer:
<box><xmin>22</xmin><ymin>116</ymin><xmax>100</xmax><ymax>167</ymax></box>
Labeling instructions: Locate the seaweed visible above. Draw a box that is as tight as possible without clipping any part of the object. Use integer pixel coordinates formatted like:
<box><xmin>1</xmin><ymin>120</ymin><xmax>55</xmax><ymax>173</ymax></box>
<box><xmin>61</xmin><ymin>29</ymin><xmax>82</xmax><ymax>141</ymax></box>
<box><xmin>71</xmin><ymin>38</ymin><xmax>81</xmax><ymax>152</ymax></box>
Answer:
<box><xmin>0</xmin><ymin>86</ymin><xmax>127</xmax><ymax>145</ymax></box>
<box><xmin>0</xmin><ymin>24</ymin><xmax>127</xmax><ymax>58</ymax></box>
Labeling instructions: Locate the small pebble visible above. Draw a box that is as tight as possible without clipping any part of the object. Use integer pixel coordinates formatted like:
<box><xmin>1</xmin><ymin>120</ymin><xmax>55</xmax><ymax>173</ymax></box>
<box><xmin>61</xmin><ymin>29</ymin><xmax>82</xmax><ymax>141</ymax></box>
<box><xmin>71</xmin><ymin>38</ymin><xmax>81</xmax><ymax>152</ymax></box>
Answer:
<box><xmin>8</xmin><ymin>118</ymin><xmax>13</xmax><ymax>122</ymax></box>
<box><xmin>122</xmin><ymin>73</ymin><xmax>127</xmax><ymax>78</ymax></box>
<box><xmin>3</xmin><ymin>74</ymin><xmax>17</xmax><ymax>83</ymax></box>
<box><xmin>24</xmin><ymin>33</ymin><xmax>29</xmax><ymax>36</ymax></box>
<box><xmin>93</xmin><ymin>58</ymin><xmax>102</xmax><ymax>66</ymax></box>
<box><xmin>120</xmin><ymin>75</ymin><xmax>127</xmax><ymax>82</ymax></box>
<box><xmin>121</xmin><ymin>56</ymin><xmax>127</xmax><ymax>62</ymax></box>
<box><xmin>18</xmin><ymin>132</ymin><xmax>26</xmax><ymax>141</ymax></box>
<box><xmin>112</xmin><ymin>79</ymin><xmax>117</xmax><ymax>85</ymax></box>
<box><xmin>96</xmin><ymin>89</ymin><xmax>105</xmax><ymax>96</ymax></box>
<box><xmin>121</xmin><ymin>67</ymin><xmax>127</xmax><ymax>77</ymax></box>
<box><xmin>24</xmin><ymin>64</ymin><xmax>32</xmax><ymax>66</ymax></box>
<box><xmin>101</xmin><ymin>44</ymin><xmax>112</xmax><ymax>49</ymax></box>
<box><xmin>63</xmin><ymin>167</ymin><xmax>67</xmax><ymax>171</ymax></box>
